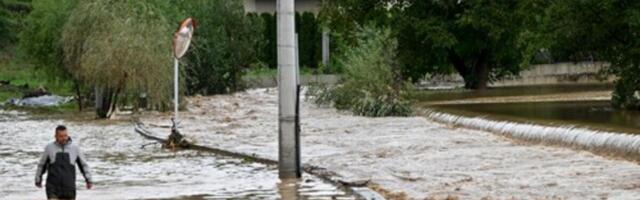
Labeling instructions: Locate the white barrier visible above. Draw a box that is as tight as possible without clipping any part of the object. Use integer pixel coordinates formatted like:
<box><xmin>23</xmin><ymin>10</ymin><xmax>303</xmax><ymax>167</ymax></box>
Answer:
<box><xmin>423</xmin><ymin>110</ymin><xmax>640</xmax><ymax>158</ymax></box>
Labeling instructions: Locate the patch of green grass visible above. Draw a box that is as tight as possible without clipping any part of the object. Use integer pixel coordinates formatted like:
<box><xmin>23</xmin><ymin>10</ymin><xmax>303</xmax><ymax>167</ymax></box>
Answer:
<box><xmin>244</xmin><ymin>67</ymin><xmax>314</xmax><ymax>79</ymax></box>
<box><xmin>244</xmin><ymin>67</ymin><xmax>277</xmax><ymax>78</ymax></box>
<box><xmin>0</xmin><ymin>59</ymin><xmax>77</xmax><ymax>116</ymax></box>
<box><xmin>0</xmin><ymin>89</ymin><xmax>21</xmax><ymax>102</ymax></box>
<box><xmin>0</xmin><ymin>60</ymin><xmax>74</xmax><ymax>102</ymax></box>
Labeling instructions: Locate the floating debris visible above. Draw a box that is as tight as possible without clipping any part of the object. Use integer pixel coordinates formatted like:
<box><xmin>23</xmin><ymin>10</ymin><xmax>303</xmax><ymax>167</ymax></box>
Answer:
<box><xmin>6</xmin><ymin>95</ymin><xmax>74</xmax><ymax>107</ymax></box>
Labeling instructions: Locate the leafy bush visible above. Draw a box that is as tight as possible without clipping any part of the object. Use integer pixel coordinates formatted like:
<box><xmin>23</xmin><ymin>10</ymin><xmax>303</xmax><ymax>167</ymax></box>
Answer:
<box><xmin>0</xmin><ymin>1</ymin><xmax>10</xmax><ymax>47</ymax></box>
<box><xmin>612</xmin><ymin>75</ymin><xmax>640</xmax><ymax>110</ymax></box>
<box><xmin>255</xmin><ymin>13</ymin><xmax>276</xmax><ymax>69</ymax></box>
<box><xmin>175</xmin><ymin>0</ymin><xmax>262</xmax><ymax>95</ymax></box>
<box><xmin>19</xmin><ymin>0</ymin><xmax>76</xmax><ymax>80</ymax></box>
<box><xmin>253</xmin><ymin>12</ymin><xmax>322</xmax><ymax>70</ymax></box>
<box><xmin>296</xmin><ymin>12</ymin><xmax>321</xmax><ymax>69</ymax></box>
<box><xmin>1</xmin><ymin>0</ymin><xmax>32</xmax><ymax>52</ymax></box>
<box><xmin>308</xmin><ymin>26</ymin><xmax>411</xmax><ymax>117</ymax></box>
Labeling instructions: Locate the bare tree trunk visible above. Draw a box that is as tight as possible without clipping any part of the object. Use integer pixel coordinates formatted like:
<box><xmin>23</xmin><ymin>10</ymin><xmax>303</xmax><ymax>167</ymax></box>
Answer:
<box><xmin>106</xmin><ymin>78</ymin><xmax>126</xmax><ymax>119</ymax></box>
<box><xmin>448</xmin><ymin>49</ymin><xmax>474</xmax><ymax>89</ymax></box>
<box><xmin>472</xmin><ymin>49</ymin><xmax>490</xmax><ymax>90</ymax></box>
<box><xmin>448</xmin><ymin>48</ymin><xmax>491</xmax><ymax>90</ymax></box>
<box><xmin>74</xmin><ymin>82</ymin><xmax>83</xmax><ymax>111</ymax></box>
<box><xmin>94</xmin><ymin>87</ymin><xmax>121</xmax><ymax>119</ymax></box>
<box><xmin>105</xmin><ymin>90</ymin><xmax>118</xmax><ymax>119</ymax></box>
<box><xmin>95</xmin><ymin>87</ymin><xmax>112</xmax><ymax>119</ymax></box>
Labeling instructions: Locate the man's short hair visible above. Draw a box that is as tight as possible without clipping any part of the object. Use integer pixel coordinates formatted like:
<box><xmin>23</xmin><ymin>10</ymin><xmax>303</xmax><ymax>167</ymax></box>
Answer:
<box><xmin>55</xmin><ymin>125</ymin><xmax>67</xmax><ymax>134</ymax></box>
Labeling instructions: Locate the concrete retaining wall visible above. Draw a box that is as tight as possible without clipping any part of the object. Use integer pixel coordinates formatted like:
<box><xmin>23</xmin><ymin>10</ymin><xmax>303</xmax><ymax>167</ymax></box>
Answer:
<box><xmin>420</xmin><ymin>62</ymin><xmax>614</xmax><ymax>89</ymax></box>
<box><xmin>244</xmin><ymin>62</ymin><xmax>614</xmax><ymax>89</ymax></box>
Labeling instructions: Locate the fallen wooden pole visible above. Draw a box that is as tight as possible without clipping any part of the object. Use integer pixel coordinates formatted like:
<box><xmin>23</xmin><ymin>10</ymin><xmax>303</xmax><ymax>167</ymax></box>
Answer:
<box><xmin>132</xmin><ymin>121</ymin><xmax>386</xmax><ymax>199</ymax></box>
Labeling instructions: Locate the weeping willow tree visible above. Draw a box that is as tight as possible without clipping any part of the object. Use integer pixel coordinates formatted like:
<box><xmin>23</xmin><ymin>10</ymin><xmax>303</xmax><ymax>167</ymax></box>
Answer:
<box><xmin>62</xmin><ymin>0</ymin><xmax>173</xmax><ymax>118</ymax></box>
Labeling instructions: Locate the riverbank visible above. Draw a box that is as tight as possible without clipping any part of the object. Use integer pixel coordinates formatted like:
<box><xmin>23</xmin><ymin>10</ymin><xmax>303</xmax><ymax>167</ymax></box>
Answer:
<box><xmin>422</xmin><ymin>90</ymin><xmax>610</xmax><ymax>105</ymax></box>
<box><xmin>0</xmin><ymin>60</ymin><xmax>75</xmax><ymax>102</ymax></box>
<box><xmin>412</xmin><ymin>83</ymin><xmax>613</xmax><ymax>106</ymax></box>
<box><xmin>138</xmin><ymin>88</ymin><xmax>640</xmax><ymax>199</ymax></box>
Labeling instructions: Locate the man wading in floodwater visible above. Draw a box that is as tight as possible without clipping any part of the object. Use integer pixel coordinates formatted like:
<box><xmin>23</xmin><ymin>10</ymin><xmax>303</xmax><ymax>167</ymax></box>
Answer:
<box><xmin>35</xmin><ymin>125</ymin><xmax>93</xmax><ymax>200</ymax></box>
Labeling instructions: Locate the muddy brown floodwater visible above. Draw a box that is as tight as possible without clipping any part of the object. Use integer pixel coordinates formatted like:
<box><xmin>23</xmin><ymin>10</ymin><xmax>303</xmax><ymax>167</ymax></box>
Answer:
<box><xmin>415</xmin><ymin>84</ymin><xmax>640</xmax><ymax>134</ymax></box>
<box><xmin>0</xmin><ymin>110</ymin><xmax>357</xmax><ymax>200</ymax></box>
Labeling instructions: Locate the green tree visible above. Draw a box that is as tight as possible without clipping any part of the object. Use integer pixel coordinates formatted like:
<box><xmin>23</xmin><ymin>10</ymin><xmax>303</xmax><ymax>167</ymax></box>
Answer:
<box><xmin>318</xmin><ymin>0</ymin><xmax>390</xmax><ymax>45</ymax></box>
<box><xmin>19</xmin><ymin>0</ymin><xmax>75</xmax><ymax>80</ymax></box>
<box><xmin>392</xmin><ymin>0</ymin><xmax>547</xmax><ymax>89</ymax></box>
<box><xmin>1</xmin><ymin>0</ymin><xmax>32</xmax><ymax>52</ymax></box>
<box><xmin>258</xmin><ymin>12</ymin><xmax>277</xmax><ymax>68</ymax></box>
<box><xmin>320</xmin><ymin>0</ymin><xmax>547</xmax><ymax>89</ymax></box>
<box><xmin>253</xmin><ymin>12</ymin><xmax>321</xmax><ymax>70</ymax></box>
<box><xmin>18</xmin><ymin>0</ymin><xmax>85</xmax><ymax>109</ymax></box>
<box><xmin>0</xmin><ymin>1</ymin><xmax>10</xmax><ymax>47</ymax></box>
<box><xmin>317</xmin><ymin>0</ymin><xmax>390</xmax><ymax>73</ymax></box>
<box><xmin>296</xmin><ymin>12</ymin><xmax>321</xmax><ymax>69</ymax></box>
<box><xmin>62</xmin><ymin>0</ymin><xmax>173</xmax><ymax>118</ymax></box>
<box><xmin>173</xmin><ymin>0</ymin><xmax>262</xmax><ymax>95</ymax></box>
<box><xmin>547</xmin><ymin>0</ymin><xmax>640</xmax><ymax>110</ymax></box>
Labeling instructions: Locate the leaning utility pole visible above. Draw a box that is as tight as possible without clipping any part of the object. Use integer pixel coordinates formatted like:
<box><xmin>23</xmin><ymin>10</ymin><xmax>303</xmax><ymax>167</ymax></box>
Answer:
<box><xmin>277</xmin><ymin>0</ymin><xmax>301</xmax><ymax>179</ymax></box>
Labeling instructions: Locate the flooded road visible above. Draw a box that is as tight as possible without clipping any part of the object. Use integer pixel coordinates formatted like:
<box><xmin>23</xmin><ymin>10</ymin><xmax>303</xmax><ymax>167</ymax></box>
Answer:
<box><xmin>0</xmin><ymin>110</ymin><xmax>356</xmax><ymax>200</ymax></box>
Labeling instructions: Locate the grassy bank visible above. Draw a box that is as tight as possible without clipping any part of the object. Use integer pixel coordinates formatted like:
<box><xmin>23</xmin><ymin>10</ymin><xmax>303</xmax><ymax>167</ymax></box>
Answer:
<box><xmin>243</xmin><ymin>67</ymin><xmax>314</xmax><ymax>80</ymax></box>
<box><xmin>0</xmin><ymin>59</ymin><xmax>77</xmax><ymax>113</ymax></box>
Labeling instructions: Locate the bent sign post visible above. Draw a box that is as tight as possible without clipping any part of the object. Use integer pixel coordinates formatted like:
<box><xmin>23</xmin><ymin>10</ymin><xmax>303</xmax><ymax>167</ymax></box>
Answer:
<box><xmin>172</xmin><ymin>18</ymin><xmax>196</xmax><ymax>127</ymax></box>
<box><xmin>164</xmin><ymin>17</ymin><xmax>196</xmax><ymax>149</ymax></box>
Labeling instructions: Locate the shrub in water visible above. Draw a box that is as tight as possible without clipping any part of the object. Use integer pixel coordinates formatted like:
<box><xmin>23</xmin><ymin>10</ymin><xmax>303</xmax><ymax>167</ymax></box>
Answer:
<box><xmin>308</xmin><ymin>26</ymin><xmax>411</xmax><ymax>117</ymax></box>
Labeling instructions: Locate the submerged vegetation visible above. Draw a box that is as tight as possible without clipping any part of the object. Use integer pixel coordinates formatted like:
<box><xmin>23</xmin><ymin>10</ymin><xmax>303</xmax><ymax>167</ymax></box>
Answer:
<box><xmin>308</xmin><ymin>26</ymin><xmax>412</xmax><ymax>117</ymax></box>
